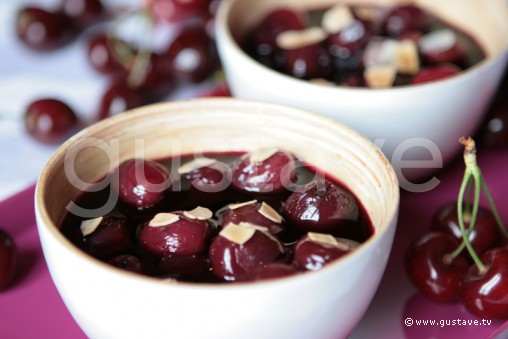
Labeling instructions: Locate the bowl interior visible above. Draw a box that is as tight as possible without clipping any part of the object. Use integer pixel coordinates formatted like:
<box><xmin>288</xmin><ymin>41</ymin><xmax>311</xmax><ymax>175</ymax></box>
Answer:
<box><xmin>37</xmin><ymin>99</ymin><xmax>399</xmax><ymax>243</ymax></box>
<box><xmin>224</xmin><ymin>0</ymin><xmax>508</xmax><ymax>59</ymax></box>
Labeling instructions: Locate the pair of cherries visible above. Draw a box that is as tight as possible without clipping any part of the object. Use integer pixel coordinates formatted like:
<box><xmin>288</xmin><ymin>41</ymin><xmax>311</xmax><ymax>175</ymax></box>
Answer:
<box><xmin>405</xmin><ymin>138</ymin><xmax>508</xmax><ymax>320</ymax></box>
<box><xmin>66</xmin><ymin>148</ymin><xmax>367</xmax><ymax>283</ymax></box>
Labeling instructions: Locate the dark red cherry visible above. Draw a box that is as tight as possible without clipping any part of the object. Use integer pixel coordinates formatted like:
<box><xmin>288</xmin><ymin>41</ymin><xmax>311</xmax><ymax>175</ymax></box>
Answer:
<box><xmin>209</xmin><ymin>224</ymin><xmax>284</xmax><ymax>281</ymax></box>
<box><xmin>96</xmin><ymin>80</ymin><xmax>145</xmax><ymax>121</ymax></box>
<box><xmin>282</xmin><ymin>179</ymin><xmax>361</xmax><ymax>240</ymax></box>
<box><xmin>24</xmin><ymin>98</ymin><xmax>78</xmax><ymax>144</ymax></box>
<box><xmin>405</xmin><ymin>232</ymin><xmax>468</xmax><ymax>303</ymax></box>
<box><xmin>383</xmin><ymin>4</ymin><xmax>430</xmax><ymax>37</ymax></box>
<box><xmin>163</xmin><ymin>24</ymin><xmax>219</xmax><ymax>83</ymax></box>
<box><xmin>61</xmin><ymin>0</ymin><xmax>105</xmax><ymax>29</ymax></box>
<box><xmin>460</xmin><ymin>248</ymin><xmax>508</xmax><ymax>319</ymax></box>
<box><xmin>157</xmin><ymin>254</ymin><xmax>209</xmax><ymax>280</ymax></box>
<box><xmin>283</xmin><ymin>44</ymin><xmax>332</xmax><ymax>80</ymax></box>
<box><xmin>419</xmin><ymin>29</ymin><xmax>465</xmax><ymax>66</ymax></box>
<box><xmin>16</xmin><ymin>7</ymin><xmax>76</xmax><ymax>51</ymax></box>
<box><xmin>180</xmin><ymin>159</ymin><xmax>233</xmax><ymax>208</ymax></box>
<box><xmin>86</xmin><ymin>34</ymin><xmax>130</xmax><ymax>76</ymax></box>
<box><xmin>344</xmin><ymin>72</ymin><xmax>367</xmax><ymax>87</ymax></box>
<box><xmin>245</xmin><ymin>8</ymin><xmax>307</xmax><ymax>69</ymax></box>
<box><xmin>231</xmin><ymin>149</ymin><xmax>297</xmax><ymax>195</ymax></box>
<box><xmin>108</xmin><ymin>254</ymin><xmax>144</xmax><ymax>273</ymax></box>
<box><xmin>411</xmin><ymin>64</ymin><xmax>461</xmax><ymax>85</ymax></box>
<box><xmin>245</xmin><ymin>263</ymin><xmax>297</xmax><ymax>281</ymax></box>
<box><xmin>0</xmin><ymin>229</ymin><xmax>17</xmax><ymax>291</ymax></box>
<box><xmin>293</xmin><ymin>233</ymin><xmax>358</xmax><ymax>271</ymax></box>
<box><xmin>112</xmin><ymin>159</ymin><xmax>172</xmax><ymax>210</ymax></box>
<box><xmin>81</xmin><ymin>216</ymin><xmax>132</xmax><ymax>258</ymax></box>
<box><xmin>327</xmin><ymin>18</ymin><xmax>372</xmax><ymax>56</ymax></box>
<box><xmin>134</xmin><ymin>53</ymin><xmax>176</xmax><ymax>103</ymax></box>
<box><xmin>431</xmin><ymin>202</ymin><xmax>500</xmax><ymax>259</ymax></box>
<box><xmin>218</xmin><ymin>200</ymin><xmax>284</xmax><ymax>235</ymax></box>
<box><xmin>138</xmin><ymin>210</ymin><xmax>213</xmax><ymax>256</ymax></box>
<box><xmin>199</xmin><ymin>82</ymin><xmax>231</xmax><ymax>97</ymax></box>
<box><xmin>148</xmin><ymin>0</ymin><xmax>210</xmax><ymax>23</ymax></box>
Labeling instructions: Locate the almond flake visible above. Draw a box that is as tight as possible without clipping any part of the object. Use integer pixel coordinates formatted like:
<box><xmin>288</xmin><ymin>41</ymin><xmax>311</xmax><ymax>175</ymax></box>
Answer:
<box><xmin>258</xmin><ymin>202</ymin><xmax>283</xmax><ymax>223</ymax></box>
<box><xmin>322</xmin><ymin>3</ymin><xmax>354</xmax><ymax>34</ymax></box>
<box><xmin>364</xmin><ymin>65</ymin><xmax>396</xmax><ymax>88</ymax></box>
<box><xmin>178</xmin><ymin>157</ymin><xmax>217</xmax><ymax>174</ymax></box>
<box><xmin>276</xmin><ymin>27</ymin><xmax>326</xmax><ymax>50</ymax></box>
<box><xmin>363</xmin><ymin>38</ymin><xmax>399</xmax><ymax>68</ymax></box>
<box><xmin>220</xmin><ymin>223</ymin><xmax>256</xmax><ymax>245</ymax></box>
<box><xmin>396</xmin><ymin>40</ymin><xmax>420</xmax><ymax>75</ymax></box>
<box><xmin>249</xmin><ymin>147</ymin><xmax>279</xmax><ymax>164</ymax></box>
<box><xmin>236</xmin><ymin>222</ymin><xmax>284</xmax><ymax>252</ymax></box>
<box><xmin>149</xmin><ymin>213</ymin><xmax>180</xmax><ymax>227</ymax></box>
<box><xmin>354</xmin><ymin>6</ymin><xmax>380</xmax><ymax>22</ymax></box>
<box><xmin>419</xmin><ymin>29</ymin><xmax>457</xmax><ymax>54</ymax></box>
<box><xmin>228</xmin><ymin>200</ymin><xmax>257</xmax><ymax>210</ymax></box>
<box><xmin>309</xmin><ymin>78</ymin><xmax>337</xmax><ymax>87</ymax></box>
<box><xmin>80</xmin><ymin>217</ymin><xmax>103</xmax><ymax>236</ymax></box>
<box><xmin>308</xmin><ymin>232</ymin><xmax>339</xmax><ymax>247</ymax></box>
<box><xmin>183</xmin><ymin>206</ymin><xmax>213</xmax><ymax>220</ymax></box>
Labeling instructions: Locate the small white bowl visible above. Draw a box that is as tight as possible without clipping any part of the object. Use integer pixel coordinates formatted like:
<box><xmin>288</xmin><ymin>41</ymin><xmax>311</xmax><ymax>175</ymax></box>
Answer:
<box><xmin>215</xmin><ymin>0</ymin><xmax>508</xmax><ymax>182</ymax></box>
<box><xmin>35</xmin><ymin>99</ymin><xmax>399</xmax><ymax>339</ymax></box>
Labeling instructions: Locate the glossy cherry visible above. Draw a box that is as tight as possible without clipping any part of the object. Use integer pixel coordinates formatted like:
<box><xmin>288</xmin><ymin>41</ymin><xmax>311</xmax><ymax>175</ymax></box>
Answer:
<box><xmin>107</xmin><ymin>254</ymin><xmax>144</xmax><ymax>273</ymax></box>
<box><xmin>86</xmin><ymin>34</ymin><xmax>130</xmax><ymax>76</ymax></box>
<box><xmin>16</xmin><ymin>7</ymin><xmax>76</xmax><ymax>51</ymax></box>
<box><xmin>0</xmin><ymin>229</ymin><xmax>17</xmax><ymax>291</ymax></box>
<box><xmin>24</xmin><ymin>98</ymin><xmax>78</xmax><ymax>144</ymax></box>
<box><xmin>218</xmin><ymin>201</ymin><xmax>284</xmax><ymax>235</ymax></box>
<box><xmin>138</xmin><ymin>211</ymin><xmax>213</xmax><ymax>256</ymax></box>
<box><xmin>245</xmin><ymin>263</ymin><xmax>297</xmax><ymax>281</ymax></box>
<box><xmin>411</xmin><ymin>64</ymin><xmax>461</xmax><ymax>85</ymax></box>
<box><xmin>460</xmin><ymin>248</ymin><xmax>508</xmax><ymax>319</ymax></box>
<box><xmin>96</xmin><ymin>80</ymin><xmax>145</xmax><ymax>121</ymax></box>
<box><xmin>231</xmin><ymin>150</ymin><xmax>297</xmax><ymax>195</ymax></box>
<box><xmin>244</xmin><ymin>8</ymin><xmax>307</xmax><ymax>69</ymax></box>
<box><xmin>293</xmin><ymin>233</ymin><xmax>358</xmax><ymax>271</ymax></box>
<box><xmin>61</xmin><ymin>0</ymin><xmax>105</xmax><ymax>29</ymax></box>
<box><xmin>163</xmin><ymin>24</ymin><xmax>219</xmax><ymax>83</ymax></box>
<box><xmin>383</xmin><ymin>4</ymin><xmax>430</xmax><ymax>37</ymax></box>
<box><xmin>431</xmin><ymin>202</ymin><xmax>500</xmax><ymax>259</ymax></box>
<box><xmin>419</xmin><ymin>29</ymin><xmax>465</xmax><ymax>66</ymax></box>
<box><xmin>112</xmin><ymin>159</ymin><xmax>172</xmax><ymax>210</ymax></box>
<box><xmin>209</xmin><ymin>226</ymin><xmax>284</xmax><ymax>281</ymax></box>
<box><xmin>405</xmin><ymin>232</ymin><xmax>469</xmax><ymax>303</ymax></box>
<box><xmin>82</xmin><ymin>216</ymin><xmax>132</xmax><ymax>258</ymax></box>
<box><xmin>283</xmin><ymin>44</ymin><xmax>333</xmax><ymax>80</ymax></box>
<box><xmin>133</xmin><ymin>53</ymin><xmax>176</xmax><ymax>103</ymax></box>
<box><xmin>282</xmin><ymin>178</ymin><xmax>361</xmax><ymax>240</ymax></box>
<box><xmin>148</xmin><ymin>0</ymin><xmax>211</xmax><ymax>23</ymax></box>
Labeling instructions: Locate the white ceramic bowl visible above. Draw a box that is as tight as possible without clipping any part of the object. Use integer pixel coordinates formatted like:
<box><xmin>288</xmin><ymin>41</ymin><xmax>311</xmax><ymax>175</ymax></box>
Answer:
<box><xmin>35</xmin><ymin>99</ymin><xmax>399</xmax><ymax>339</ymax></box>
<box><xmin>215</xmin><ymin>0</ymin><xmax>508</xmax><ymax>182</ymax></box>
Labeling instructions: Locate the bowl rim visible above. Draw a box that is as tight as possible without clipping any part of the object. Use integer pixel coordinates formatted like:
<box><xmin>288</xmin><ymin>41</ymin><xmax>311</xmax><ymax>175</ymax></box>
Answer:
<box><xmin>35</xmin><ymin>97</ymin><xmax>400</xmax><ymax>290</ymax></box>
<box><xmin>215</xmin><ymin>0</ymin><xmax>508</xmax><ymax>93</ymax></box>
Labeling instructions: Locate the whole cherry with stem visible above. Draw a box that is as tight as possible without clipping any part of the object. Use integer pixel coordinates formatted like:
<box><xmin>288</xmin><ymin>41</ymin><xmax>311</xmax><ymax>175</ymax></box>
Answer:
<box><xmin>452</xmin><ymin>137</ymin><xmax>508</xmax><ymax>319</ymax></box>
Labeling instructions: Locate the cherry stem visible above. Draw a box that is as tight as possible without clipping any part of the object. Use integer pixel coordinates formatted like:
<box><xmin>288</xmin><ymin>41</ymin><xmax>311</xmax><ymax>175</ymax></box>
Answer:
<box><xmin>479</xmin><ymin>172</ymin><xmax>508</xmax><ymax>239</ymax></box>
<box><xmin>127</xmin><ymin>9</ymin><xmax>154</xmax><ymax>88</ymax></box>
<box><xmin>454</xmin><ymin>137</ymin><xmax>486</xmax><ymax>273</ymax></box>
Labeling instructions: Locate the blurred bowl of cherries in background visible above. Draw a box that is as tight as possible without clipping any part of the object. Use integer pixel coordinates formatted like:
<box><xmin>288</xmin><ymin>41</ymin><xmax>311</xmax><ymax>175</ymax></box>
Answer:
<box><xmin>215</xmin><ymin>0</ymin><xmax>508</xmax><ymax>182</ymax></box>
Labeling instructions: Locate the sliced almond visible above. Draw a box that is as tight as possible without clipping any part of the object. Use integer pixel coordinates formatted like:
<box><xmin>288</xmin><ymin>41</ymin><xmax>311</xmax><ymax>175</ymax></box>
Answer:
<box><xmin>220</xmin><ymin>223</ymin><xmax>256</xmax><ymax>245</ymax></box>
<box><xmin>249</xmin><ymin>147</ymin><xmax>279</xmax><ymax>164</ymax></box>
<box><xmin>364</xmin><ymin>65</ymin><xmax>396</xmax><ymax>88</ymax></box>
<box><xmin>236</xmin><ymin>222</ymin><xmax>284</xmax><ymax>252</ymax></box>
<box><xmin>228</xmin><ymin>200</ymin><xmax>257</xmax><ymax>210</ymax></box>
<box><xmin>307</xmin><ymin>232</ymin><xmax>339</xmax><ymax>247</ymax></box>
<box><xmin>276</xmin><ymin>27</ymin><xmax>326</xmax><ymax>50</ymax></box>
<box><xmin>396</xmin><ymin>40</ymin><xmax>420</xmax><ymax>75</ymax></box>
<box><xmin>80</xmin><ymin>217</ymin><xmax>103</xmax><ymax>236</ymax></box>
<box><xmin>149</xmin><ymin>213</ymin><xmax>180</xmax><ymax>227</ymax></box>
<box><xmin>309</xmin><ymin>78</ymin><xmax>337</xmax><ymax>87</ymax></box>
<box><xmin>322</xmin><ymin>3</ymin><xmax>354</xmax><ymax>34</ymax></box>
<box><xmin>183</xmin><ymin>206</ymin><xmax>213</xmax><ymax>220</ymax></box>
<box><xmin>419</xmin><ymin>29</ymin><xmax>457</xmax><ymax>54</ymax></box>
<box><xmin>363</xmin><ymin>38</ymin><xmax>399</xmax><ymax>68</ymax></box>
<box><xmin>178</xmin><ymin>157</ymin><xmax>217</xmax><ymax>174</ymax></box>
<box><xmin>258</xmin><ymin>202</ymin><xmax>283</xmax><ymax>223</ymax></box>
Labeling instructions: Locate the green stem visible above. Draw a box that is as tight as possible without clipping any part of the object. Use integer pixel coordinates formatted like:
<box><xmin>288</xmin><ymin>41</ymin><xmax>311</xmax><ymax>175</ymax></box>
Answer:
<box><xmin>127</xmin><ymin>9</ymin><xmax>154</xmax><ymax>88</ymax></box>
<box><xmin>479</xmin><ymin>173</ymin><xmax>508</xmax><ymax>239</ymax></box>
